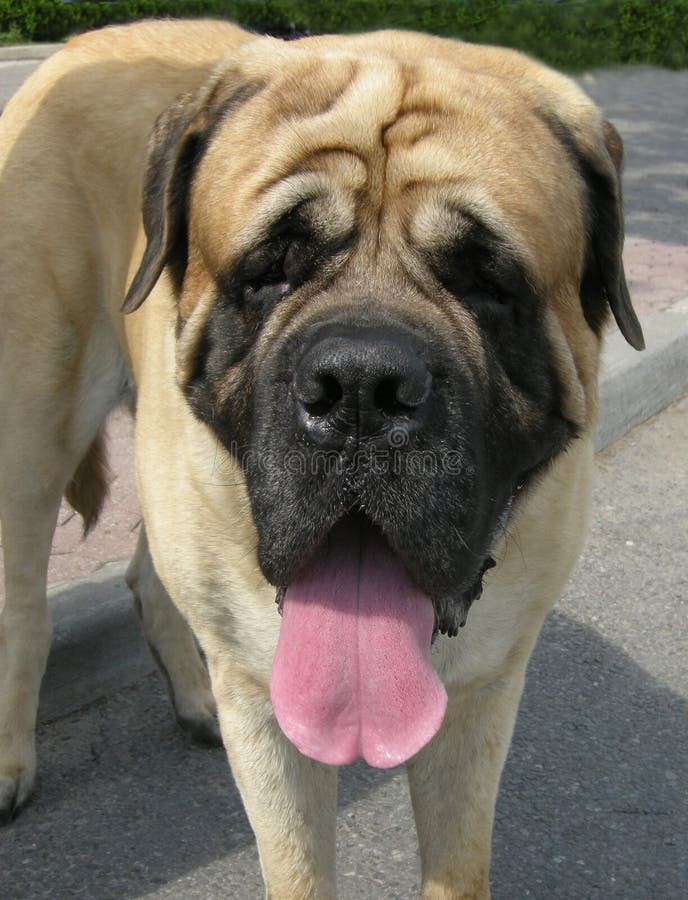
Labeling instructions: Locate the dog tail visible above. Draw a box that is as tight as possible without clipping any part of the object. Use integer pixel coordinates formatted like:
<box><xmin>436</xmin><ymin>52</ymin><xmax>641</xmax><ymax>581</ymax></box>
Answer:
<box><xmin>64</xmin><ymin>429</ymin><xmax>110</xmax><ymax>536</ymax></box>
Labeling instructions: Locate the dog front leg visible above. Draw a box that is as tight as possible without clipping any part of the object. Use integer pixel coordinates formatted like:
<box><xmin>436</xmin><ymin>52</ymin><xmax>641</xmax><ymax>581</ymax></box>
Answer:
<box><xmin>406</xmin><ymin>668</ymin><xmax>527</xmax><ymax>900</ymax></box>
<box><xmin>211</xmin><ymin>662</ymin><xmax>338</xmax><ymax>899</ymax></box>
<box><xmin>0</xmin><ymin>489</ymin><xmax>62</xmax><ymax>822</ymax></box>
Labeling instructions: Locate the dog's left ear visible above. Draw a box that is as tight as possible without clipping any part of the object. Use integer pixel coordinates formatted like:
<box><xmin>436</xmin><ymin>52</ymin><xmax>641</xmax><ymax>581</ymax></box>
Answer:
<box><xmin>578</xmin><ymin>119</ymin><xmax>645</xmax><ymax>350</ymax></box>
<box><xmin>123</xmin><ymin>74</ymin><xmax>259</xmax><ymax>314</ymax></box>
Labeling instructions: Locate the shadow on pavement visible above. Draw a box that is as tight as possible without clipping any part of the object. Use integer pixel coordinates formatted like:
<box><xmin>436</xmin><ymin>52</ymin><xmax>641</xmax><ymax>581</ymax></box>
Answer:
<box><xmin>493</xmin><ymin>609</ymin><xmax>686</xmax><ymax>900</ymax></box>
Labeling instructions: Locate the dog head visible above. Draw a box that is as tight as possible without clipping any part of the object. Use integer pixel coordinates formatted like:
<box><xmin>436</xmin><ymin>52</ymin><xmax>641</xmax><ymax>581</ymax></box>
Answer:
<box><xmin>123</xmin><ymin>31</ymin><xmax>642</xmax><ymax>763</ymax></box>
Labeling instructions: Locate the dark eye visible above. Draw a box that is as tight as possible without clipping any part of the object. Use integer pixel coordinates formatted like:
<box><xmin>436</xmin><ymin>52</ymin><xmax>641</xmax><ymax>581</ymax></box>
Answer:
<box><xmin>233</xmin><ymin>204</ymin><xmax>354</xmax><ymax>320</ymax></box>
<box><xmin>429</xmin><ymin>216</ymin><xmax>531</xmax><ymax>320</ymax></box>
<box><xmin>463</xmin><ymin>286</ymin><xmax>515</xmax><ymax>322</ymax></box>
<box><xmin>238</xmin><ymin>228</ymin><xmax>331</xmax><ymax>318</ymax></box>
<box><xmin>241</xmin><ymin>238</ymin><xmax>295</xmax><ymax>313</ymax></box>
<box><xmin>438</xmin><ymin>260</ymin><xmax>513</xmax><ymax>318</ymax></box>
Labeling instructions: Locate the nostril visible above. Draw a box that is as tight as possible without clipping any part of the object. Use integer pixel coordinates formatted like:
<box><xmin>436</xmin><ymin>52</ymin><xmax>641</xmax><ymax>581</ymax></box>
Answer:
<box><xmin>303</xmin><ymin>374</ymin><xmax>343</xmax><ymax>417</ymax></box>
<box><xmin>374</xmin><ymin>372</ymin><xmax>432</xmax><ymax>416</ymax></box>
<box><xmin>374</xmin><ymin>378</ymin><xmax>408</xmax><ymax>416</ymax></box>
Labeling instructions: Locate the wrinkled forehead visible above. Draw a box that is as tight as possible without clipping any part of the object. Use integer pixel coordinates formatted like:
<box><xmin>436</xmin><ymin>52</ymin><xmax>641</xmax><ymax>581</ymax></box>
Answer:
<box><xmin>190</xmin><ymin>36</ymin><xmax>585</xmax><ymax>283</ymax></box>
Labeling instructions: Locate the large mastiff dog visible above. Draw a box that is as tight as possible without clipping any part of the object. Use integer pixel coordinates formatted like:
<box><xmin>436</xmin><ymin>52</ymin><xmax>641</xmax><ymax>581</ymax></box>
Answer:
<box><xmin>0</xmin><ymin>19</ymin><xmax>643</xmax><ymax>897</ymax></box>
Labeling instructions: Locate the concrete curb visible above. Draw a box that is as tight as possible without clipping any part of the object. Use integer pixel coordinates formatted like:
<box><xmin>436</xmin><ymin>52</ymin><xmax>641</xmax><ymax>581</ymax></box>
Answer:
<box><xmin>40</xmin><ymin>302</ymin><xmax>688</xmax><ymax>724</ymax></box>
<box><xmin>0</xmin><ymin>44</ymin><xmax>62</xmax><ymax>62</ymax></box>
<box><xmin>41</xmin><ymin>562</ymin><xmax>155</xmax><ymax>722</ymax></box>
<box><xmin>595</xmin><ymin>298</ymin><xmax>688</xmax><ymax>450</ymax></box>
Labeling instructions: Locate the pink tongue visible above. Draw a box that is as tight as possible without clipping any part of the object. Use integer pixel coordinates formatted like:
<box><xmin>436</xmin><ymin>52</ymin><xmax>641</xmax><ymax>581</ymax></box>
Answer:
<box><xmin>270</xmin><ymin>519</ymin><xmax>447</xmax><ymax>768</ymax></box>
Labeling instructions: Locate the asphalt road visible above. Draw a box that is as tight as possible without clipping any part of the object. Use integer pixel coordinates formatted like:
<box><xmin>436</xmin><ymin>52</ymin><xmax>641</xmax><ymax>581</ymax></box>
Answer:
<box><xmin>0</xmin><ymin>60</ymin><xmax>38</xmax><ymax>106</ymax></box>
<box><xmin>0</xmin><ymin>398</ymin><xmax>684</xmax><ymax>899</ymax></box>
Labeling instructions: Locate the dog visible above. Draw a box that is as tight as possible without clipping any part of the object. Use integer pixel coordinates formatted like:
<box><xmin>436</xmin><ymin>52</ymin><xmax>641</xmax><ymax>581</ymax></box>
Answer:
<box><xmin>0</xmin><ymin>18</ymin><xmax>644</xmax><ymax>898</ymax></box>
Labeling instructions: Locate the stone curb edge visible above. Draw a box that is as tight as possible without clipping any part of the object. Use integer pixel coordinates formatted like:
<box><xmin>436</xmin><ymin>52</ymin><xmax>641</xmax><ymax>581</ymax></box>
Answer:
<box><xmin>595</xmin><ymin>298</ymin><xmax>688</xmax><ymax>450</ymax></box>
<box><xmin>40</xmin><ymin>302</ymin><xmax>688</xmax><ymax>722</ymax></box>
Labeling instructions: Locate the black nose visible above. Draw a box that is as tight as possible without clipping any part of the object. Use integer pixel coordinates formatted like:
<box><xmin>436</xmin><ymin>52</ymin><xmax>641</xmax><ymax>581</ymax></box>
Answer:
<box><xmin>293</xmin><ymin>324</ymin><xmax>432</xmax><ymax>449</ymax></box>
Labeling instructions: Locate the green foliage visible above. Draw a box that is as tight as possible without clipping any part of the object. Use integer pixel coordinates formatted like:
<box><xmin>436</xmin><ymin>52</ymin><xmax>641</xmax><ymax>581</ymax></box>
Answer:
<box><xmin>0</xmin><ymin>28</ymin><xmax>24</xmax><ymax>46</ymax></box>
<box><xmin>0</xmin><ymin>0</ymin><xmax>686</xmax><ymax>70</ymax></box>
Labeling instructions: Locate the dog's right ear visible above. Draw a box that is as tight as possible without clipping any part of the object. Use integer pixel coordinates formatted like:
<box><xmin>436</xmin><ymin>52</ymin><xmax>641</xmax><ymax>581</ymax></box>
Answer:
<box><xmin>122</xmin><ymin>89</ymin><xmax>210</xmax><ymax>314</ymax></box>
<box><xmin>122</xmin><ymin>77</ymin><xmax>260</xmax><ymax>314</ymax></box>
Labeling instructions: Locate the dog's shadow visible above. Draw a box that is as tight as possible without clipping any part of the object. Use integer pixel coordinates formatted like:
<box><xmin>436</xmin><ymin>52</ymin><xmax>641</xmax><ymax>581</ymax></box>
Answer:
<box><xmin>0</xmin><ymin>592</ymin><xmax>684</xmax><ymax>900</ymax></box>
<box><xmin>494</xmin><ymin>609</ymin><xmax>686</xmax><ymax>899</ymax></box>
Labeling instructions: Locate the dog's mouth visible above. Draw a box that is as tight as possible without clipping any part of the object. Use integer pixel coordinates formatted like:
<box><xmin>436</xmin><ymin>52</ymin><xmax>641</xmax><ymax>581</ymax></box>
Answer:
<box><xmin>269</xmin><ymin>514</ymin><xmax>495</xmax><ymax>768</ymax></box>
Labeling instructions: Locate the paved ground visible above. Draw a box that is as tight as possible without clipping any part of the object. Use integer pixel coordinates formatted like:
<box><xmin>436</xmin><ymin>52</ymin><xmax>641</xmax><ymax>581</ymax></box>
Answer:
<box><xmin>0</xmin><ymin>397</ymin><xmax>685</xmax><ymax>899</ymax></box>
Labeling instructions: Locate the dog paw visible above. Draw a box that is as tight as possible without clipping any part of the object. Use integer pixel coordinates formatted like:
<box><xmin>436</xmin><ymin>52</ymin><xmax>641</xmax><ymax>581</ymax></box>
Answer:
<box><xmin>0</xmin><ymin>769</ymin><xmax>34</xmax><ymax>826</ymax></box>
<box><xmin>173</xmin><ymin>681</ymin><xmax>223</xmax><ymax>746</ymax></box>
<box><xmin>176</xmin><ymin>712</ymin><xmax>223</xmax><ymax>747</ymax></box>
<box><xmin>162</xmin><ymin>652</ymin><xmax>223</xmax><ymax>746</ymax></box>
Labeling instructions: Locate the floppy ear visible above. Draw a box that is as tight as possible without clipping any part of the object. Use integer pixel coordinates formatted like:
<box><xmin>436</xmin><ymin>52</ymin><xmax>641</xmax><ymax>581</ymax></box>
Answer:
<box><xmin>121</xmin><ymin>90</ymin><xmax>211</xmax><ymax>314</ymax></box>
<box><xmin>122</xmin><ymin>76</ymin><xmax>261</xmax><ymax>314</ymax></box>
<box><xmin>578</xmin><ymin>119</ymin><xmax>645</xmax><ymax>350</ymax></box>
